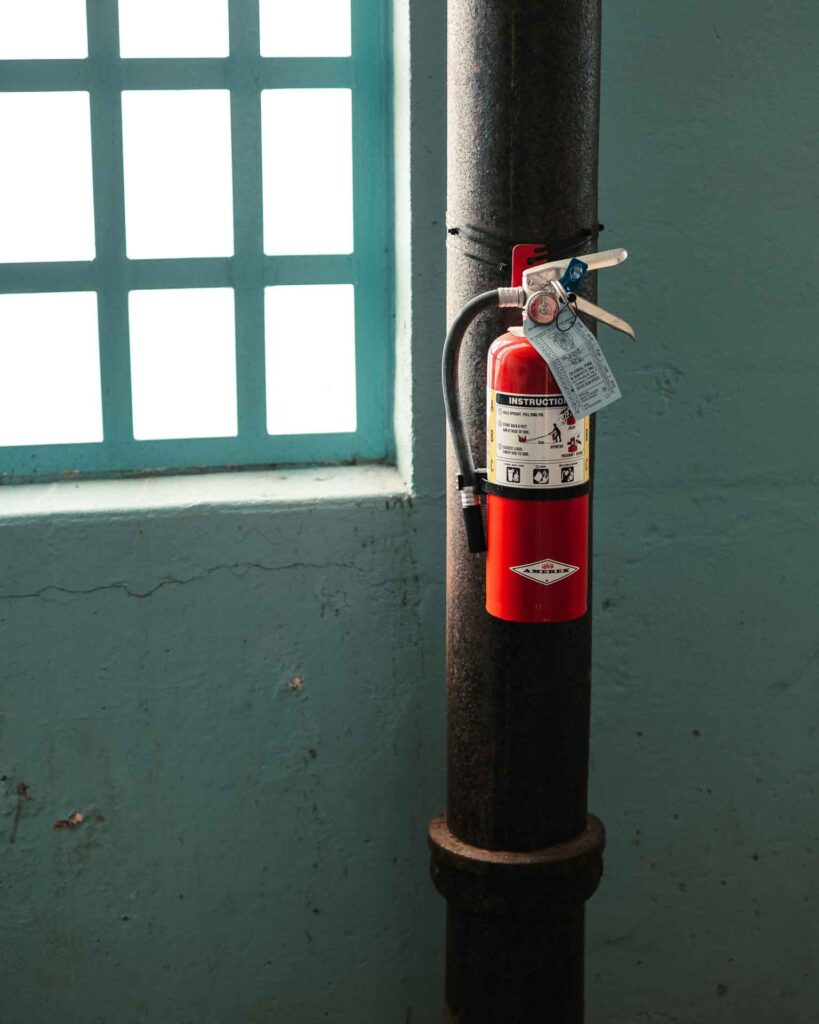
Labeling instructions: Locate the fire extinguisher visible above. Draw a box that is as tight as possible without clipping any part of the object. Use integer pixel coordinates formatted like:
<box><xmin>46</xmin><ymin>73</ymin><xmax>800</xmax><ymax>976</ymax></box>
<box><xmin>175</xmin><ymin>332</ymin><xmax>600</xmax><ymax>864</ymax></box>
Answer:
<box><xmin>442</xmin><ymin>247</ymin><xmax>635</xmax><ymax>623</ymax></box>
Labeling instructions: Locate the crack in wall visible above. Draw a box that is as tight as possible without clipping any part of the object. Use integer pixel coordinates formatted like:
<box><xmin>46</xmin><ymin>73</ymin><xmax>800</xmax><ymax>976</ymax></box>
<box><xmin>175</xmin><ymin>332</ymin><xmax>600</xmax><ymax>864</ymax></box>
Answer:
<box><xmin>0</xmin><ymin>560</ymin><xmax>370</xmax><ymax>603</ymax></box>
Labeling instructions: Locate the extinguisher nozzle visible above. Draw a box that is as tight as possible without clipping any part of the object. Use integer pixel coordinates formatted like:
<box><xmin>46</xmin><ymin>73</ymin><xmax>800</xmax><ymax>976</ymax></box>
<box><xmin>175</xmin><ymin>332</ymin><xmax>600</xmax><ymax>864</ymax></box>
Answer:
<box><xmin>461</xmin><ymin>503</ymin><xmax>487</xmax><ymax>554</ymax></box>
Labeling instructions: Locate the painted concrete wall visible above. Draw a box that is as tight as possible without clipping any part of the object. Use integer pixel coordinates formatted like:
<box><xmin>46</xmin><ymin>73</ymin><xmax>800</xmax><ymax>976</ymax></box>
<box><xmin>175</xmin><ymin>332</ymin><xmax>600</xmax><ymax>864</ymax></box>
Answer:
<box><xmin>588</xmin><ymin>2</ymin><xmax>819</xmax><ymax>1021</ymax></box>
<box><xmin>1</xmin><ymin>2</ymin><xmax>817</xmax><ymax>1023</ymax></box>
<box><xmin>0</xmin><ymin>471</ymin><xmax>446</xmax><ymax>1023</ymax></box>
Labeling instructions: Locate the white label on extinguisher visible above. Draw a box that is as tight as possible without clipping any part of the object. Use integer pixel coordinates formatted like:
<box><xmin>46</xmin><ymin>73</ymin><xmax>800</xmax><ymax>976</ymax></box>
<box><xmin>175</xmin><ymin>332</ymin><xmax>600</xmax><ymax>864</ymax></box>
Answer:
<box><xmin>510</xmin><ymin>558</ymin><xmax>579</xmax><ymax>586</ymax></box>
<box><xmin>487</xmin><ymin>390</ymin><xmax>589</xmax><ymax>489</ymax></box>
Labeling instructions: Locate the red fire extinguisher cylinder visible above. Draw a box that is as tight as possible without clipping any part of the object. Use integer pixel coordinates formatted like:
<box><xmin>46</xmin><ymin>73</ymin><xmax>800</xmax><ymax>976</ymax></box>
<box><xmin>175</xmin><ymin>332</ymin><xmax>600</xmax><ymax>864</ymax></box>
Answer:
<box><xmin>485</xmin><ymin>331</ymin><xmax>589</xmax><ymax>623</ymax></box>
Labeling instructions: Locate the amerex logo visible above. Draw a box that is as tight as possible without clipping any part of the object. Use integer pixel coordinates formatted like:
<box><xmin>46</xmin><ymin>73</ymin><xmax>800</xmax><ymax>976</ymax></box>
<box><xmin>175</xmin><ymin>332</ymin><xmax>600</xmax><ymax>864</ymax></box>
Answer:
<box><xmin>510</xmin><ymin>557</ymin><xmax>579</xmax><ymax>587</ymax></box>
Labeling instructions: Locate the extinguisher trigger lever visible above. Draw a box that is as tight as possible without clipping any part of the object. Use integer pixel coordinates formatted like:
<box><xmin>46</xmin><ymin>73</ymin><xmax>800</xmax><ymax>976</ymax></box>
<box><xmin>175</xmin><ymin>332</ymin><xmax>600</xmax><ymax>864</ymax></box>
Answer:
<box><xmin>574</xmin><ymin>297</ymin><xmax>636</xmax><ymax>341</ymax></box>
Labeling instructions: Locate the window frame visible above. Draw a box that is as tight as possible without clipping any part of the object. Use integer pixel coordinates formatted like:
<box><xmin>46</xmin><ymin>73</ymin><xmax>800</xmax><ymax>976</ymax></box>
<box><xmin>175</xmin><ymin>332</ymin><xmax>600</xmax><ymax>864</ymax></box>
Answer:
<box><xmin>0</xmin><ymin>0</ymin><xmax>394</xmax><ymax>481</ymax></box>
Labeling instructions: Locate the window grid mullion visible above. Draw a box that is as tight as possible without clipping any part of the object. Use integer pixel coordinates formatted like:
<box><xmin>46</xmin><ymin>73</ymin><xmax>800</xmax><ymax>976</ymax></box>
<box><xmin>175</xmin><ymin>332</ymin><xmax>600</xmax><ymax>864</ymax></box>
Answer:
<box><xmin>227</xmin><ymin>0</ymin><xmax>267</xmax><ymax>443</ymax></box>
<box><xmin>0</xmin><ymin>57</ymin><xmax>353</xmax><ymax>93</ymax></box>
<box><xmin>85</xmin><ymin>0</ymin><xmax>133</xmax><ymax>447</ymax></box>
<box><xmin>350</xmin><ymin>0</ymin><xmax>393</xmax><ymax>456</ymax></box>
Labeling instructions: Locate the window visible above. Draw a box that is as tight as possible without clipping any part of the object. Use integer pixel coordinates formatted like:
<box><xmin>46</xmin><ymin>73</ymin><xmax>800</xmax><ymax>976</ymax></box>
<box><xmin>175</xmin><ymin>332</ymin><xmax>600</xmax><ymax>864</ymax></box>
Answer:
<box><xmin>0</xmin><ymin>0</ymin><xmax>393</xmax><ymax>480</ymax></box>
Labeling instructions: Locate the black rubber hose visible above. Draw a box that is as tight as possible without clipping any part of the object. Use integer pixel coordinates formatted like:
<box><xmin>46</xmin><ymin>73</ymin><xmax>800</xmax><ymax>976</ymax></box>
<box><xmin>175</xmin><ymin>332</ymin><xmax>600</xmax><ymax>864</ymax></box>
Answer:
<box><xmin>442</xmin><ymin>289</ymin><xmax>500</xmax><ymax>489</ymax></box>
<box><xmin>442</xmin><ymin>289</ymin><xmax>500</xmax><ymax>554</ymax></box>
<box><xmin>460</xmin><ymin>504</ymin><xmax>487</xmax><ymax>555</ymax></box>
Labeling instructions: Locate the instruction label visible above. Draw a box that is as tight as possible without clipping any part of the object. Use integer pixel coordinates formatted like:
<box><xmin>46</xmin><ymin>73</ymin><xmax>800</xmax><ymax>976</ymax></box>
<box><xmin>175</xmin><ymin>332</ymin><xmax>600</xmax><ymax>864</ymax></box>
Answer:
<box><xmin>487</xmin><ymin>390</ymin><xmax>590</xmax><ymax>489</ymax></box>
<box><xmin>523</xmin><ymin>317</ymin><xmax>621</xmax><ymax>419</ymax></box>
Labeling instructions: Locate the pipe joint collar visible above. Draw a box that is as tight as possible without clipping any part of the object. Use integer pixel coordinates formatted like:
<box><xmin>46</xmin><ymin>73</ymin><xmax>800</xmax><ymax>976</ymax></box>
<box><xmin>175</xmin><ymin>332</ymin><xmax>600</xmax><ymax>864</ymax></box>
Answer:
<box><xmin>429</xmin><ymin>814</ymin><xmax>605</xmax><ymax>916</ymax></box>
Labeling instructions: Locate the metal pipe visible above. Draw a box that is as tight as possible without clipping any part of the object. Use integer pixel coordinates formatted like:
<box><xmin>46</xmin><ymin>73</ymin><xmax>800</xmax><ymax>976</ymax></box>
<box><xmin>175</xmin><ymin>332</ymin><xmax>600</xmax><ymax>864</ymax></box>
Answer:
<box><xmin>430</xmin><ymin>2</ymin><xmax>604</xmax><ymax>1020</ymax></box>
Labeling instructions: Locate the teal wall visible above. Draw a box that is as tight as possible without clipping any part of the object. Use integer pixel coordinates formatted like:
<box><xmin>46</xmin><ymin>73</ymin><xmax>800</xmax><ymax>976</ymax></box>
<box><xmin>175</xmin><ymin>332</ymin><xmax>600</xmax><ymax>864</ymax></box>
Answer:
<box><xmin>1</xmin><ymin>1</ymin><xmax>817</xmax><ymax>1022</ymax></box>
<box><xmin>589</xmin><ymin>1</ymin><xmax>819</xmax><ymax>1021</ymax></box>
<box><xmin>0</xmin><ymin>477</ymin><xmax>446</xmax><ymax>1023</ymax></box>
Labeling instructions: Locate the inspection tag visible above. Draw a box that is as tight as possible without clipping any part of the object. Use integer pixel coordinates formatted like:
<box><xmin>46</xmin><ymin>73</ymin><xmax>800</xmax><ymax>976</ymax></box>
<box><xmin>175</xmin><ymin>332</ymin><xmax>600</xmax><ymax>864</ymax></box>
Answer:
<box><xmin>523</xmin><ymin>317</ymin><xmax>622</xmax><ymax>419</ymax></box>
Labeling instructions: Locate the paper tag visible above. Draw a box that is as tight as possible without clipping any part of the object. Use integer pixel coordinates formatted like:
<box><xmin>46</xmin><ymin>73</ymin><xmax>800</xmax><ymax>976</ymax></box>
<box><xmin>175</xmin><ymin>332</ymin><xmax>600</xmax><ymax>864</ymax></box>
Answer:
<box><xmin>523</xmin><ymin>317</ymin><xmax>622</xmax><ymax>419</ymax></box>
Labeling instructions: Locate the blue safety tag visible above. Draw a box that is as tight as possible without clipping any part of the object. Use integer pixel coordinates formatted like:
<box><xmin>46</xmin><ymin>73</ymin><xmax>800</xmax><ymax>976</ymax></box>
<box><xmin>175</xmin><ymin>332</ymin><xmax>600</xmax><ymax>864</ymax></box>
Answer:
<box><xmin>560</xmin><ymin>258</ymin><xmax>588</xmax><ymax>292</ymax></box>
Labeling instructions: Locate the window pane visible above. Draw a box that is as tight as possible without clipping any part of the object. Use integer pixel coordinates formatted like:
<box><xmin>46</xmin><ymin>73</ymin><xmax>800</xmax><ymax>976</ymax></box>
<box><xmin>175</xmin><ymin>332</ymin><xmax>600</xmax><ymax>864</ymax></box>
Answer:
<box><xmin>265</xmin><ymin>285</ymin><xmax>355</xmax><ymax>434</ymax></box>
<box><xmin>0</xmin><ymin>292</ymin><xmax>102</xmax><ymax>447</ymax></box>
<box><xmin>122</xmin><ymin>91</ymin><xmax>234</xmax><ymax>259</ymax></box>
<box><xmin>0</xmin><ymin>0</ymin><xmax>87</xmax><ymax>59</ymax></box>
<box><xmin>0</xmin><ymin>92</ymin><xmax>95</xmax><ymax>263</ymax></box>
<box><xmin>259</xmin><ymin>0</ymin><xmax>350</xmax><ymax>57</ymax></box>
<box><xmin>118</xmin><ymin>0</ymin><xmax>229</xmax><ymax>58</ymax></box>
<box><xmin>129</xmin><ymin>289</ymin><xmax>237</xmax><ymax>440</ymax></box>
<box><xmin>262</xmin><ymin>89</ymin><xmax>352</xmax><ymax>255</ymax></box>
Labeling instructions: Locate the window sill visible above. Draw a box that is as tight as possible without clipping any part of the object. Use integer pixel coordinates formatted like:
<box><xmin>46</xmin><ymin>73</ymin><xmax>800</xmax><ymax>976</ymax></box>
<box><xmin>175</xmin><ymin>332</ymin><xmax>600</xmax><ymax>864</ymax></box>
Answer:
<box><xmin>0</xmin><ymin>463</ymin><xmax>408</xmax><ymax>520</ymax></box>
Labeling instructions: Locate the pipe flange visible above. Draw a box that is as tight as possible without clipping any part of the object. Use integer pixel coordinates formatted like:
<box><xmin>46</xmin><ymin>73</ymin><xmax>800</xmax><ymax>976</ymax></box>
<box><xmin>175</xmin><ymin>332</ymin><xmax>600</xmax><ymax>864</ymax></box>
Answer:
<box><xmin>429</xmin><ymin>814</ymin><xmax>605</xmax><ymax>916</ymax></box>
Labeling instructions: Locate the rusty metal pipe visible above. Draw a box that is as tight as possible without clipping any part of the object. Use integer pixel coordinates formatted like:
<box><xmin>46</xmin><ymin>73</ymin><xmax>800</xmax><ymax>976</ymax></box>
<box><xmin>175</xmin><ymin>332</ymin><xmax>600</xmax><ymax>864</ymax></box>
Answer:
<box><xmin>430</xmin><ymin>2</ymin><xmax>605</xmax><ymax>1020</ymax></box>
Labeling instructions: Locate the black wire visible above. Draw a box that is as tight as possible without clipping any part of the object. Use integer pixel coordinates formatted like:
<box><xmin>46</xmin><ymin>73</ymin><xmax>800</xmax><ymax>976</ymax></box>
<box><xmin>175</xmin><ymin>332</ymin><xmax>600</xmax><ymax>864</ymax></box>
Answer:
<box><xmin>446</xmin><ymin>223</ymin><xmax>604</xmax><ymax>270</ymax></box>
<box><xmin>556</xmin><ymin>295</ymin><xmax>579</xmax><ymax>332</ymax></box>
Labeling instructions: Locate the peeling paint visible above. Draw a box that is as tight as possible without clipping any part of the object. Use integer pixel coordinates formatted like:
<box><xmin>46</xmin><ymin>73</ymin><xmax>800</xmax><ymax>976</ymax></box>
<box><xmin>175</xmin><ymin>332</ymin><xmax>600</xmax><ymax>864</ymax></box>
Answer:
<box><xmin>53</xmin><ymin>812</ymin><xmax>85</xmax><ymax>832</ymax></box>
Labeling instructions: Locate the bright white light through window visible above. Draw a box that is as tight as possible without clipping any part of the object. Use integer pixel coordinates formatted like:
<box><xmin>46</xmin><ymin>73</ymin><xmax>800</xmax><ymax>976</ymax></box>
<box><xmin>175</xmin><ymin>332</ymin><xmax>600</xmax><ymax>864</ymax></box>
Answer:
<box><xmin>265</xmin><ymin>285</ymin><xmax>355</xmax><ymax>435</ymax></box>
<box><xmin>0</xmin><ymin>7</ymin><xmax>383</xmax><ymax>469</ymax></box>
<box><xmin>0</xmin><ymin>292</ymin><xmax>102</xmax><ymax>446</ymax></box>
<box><xmin>121</xmin><ymin>90</ymin><xmax>234</xmax><ymax>259</ymax></box>
<box><xmin>259</xmin><ymin>0</ymin><xmax>351</xmax><ymax>57</ymax></box>
<box><xmin>262</xmin><ymin>89</ymin><xmax>353</xmax><ymax>255</ymax></box>
<box><xmin>0</xmin><ymin>0</ymin><xmax>88</xmax><ymax>59</ymax></box>
<box><xmin>0</xmin><ymin>92</ymin><xmax>96</xmax><ymax>264</ymax></box>
<box><xmin>118</xmin><ymin>0</ymin><xmax>229</xmax><ymax>58</ymax></box>
<box><xmin>129</xmin><ymin>288</ymin><xmax>237</xmax><ymax>440</ymax></box>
